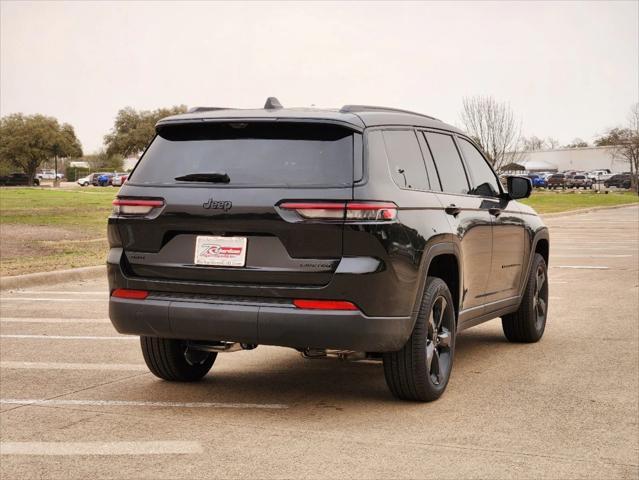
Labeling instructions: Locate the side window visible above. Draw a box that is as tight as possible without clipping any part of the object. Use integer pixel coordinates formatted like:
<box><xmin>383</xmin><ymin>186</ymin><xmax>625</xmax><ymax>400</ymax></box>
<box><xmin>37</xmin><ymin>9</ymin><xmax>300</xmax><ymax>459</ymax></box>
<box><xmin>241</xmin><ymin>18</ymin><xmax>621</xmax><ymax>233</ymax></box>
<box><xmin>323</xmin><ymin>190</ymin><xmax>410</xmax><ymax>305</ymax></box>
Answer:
<box><xmin>417</xmin><ymin>132</ymin><xmax>442</xmax><ymax>191</ymax></box>
<box><xmin>458</xmin><ymin>138</ymin><xmax>500</xmax><ymax>197</ymax></box>
<box><xmin>382</xmin><ymin>130</ymin><xmax>430</xmax><ymax>191</ymax></box>
<box><xmin>424</xmin><ymin>132</ymin><xmax>469</xmax><ymax>195</ymax></box>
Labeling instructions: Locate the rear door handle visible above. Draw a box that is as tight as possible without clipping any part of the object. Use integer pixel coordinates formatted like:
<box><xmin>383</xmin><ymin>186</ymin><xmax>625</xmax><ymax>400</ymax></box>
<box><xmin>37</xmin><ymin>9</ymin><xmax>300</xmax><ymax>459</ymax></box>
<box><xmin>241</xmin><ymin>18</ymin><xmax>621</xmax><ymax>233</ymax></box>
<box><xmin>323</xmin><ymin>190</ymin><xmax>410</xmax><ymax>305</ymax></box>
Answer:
<box><xmin>489</xmin><ymin>207</ymin><xmax>502</xmax><ymax>217</ymax></box>
<box><xmin>445</xmin><ymin>204</ymin><xmax>461</xmax><ymax>216</ymax></box>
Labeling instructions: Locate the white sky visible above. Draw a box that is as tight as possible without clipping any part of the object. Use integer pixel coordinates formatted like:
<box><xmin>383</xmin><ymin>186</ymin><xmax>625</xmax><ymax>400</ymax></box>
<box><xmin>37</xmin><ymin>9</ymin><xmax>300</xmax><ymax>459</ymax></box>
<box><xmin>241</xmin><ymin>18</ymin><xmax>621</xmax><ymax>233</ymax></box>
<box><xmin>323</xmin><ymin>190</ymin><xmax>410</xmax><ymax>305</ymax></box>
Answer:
<box><xmin>1</xmin><ymin>1</ymin><xmax>637</xmax><ymax>153</ymax></box>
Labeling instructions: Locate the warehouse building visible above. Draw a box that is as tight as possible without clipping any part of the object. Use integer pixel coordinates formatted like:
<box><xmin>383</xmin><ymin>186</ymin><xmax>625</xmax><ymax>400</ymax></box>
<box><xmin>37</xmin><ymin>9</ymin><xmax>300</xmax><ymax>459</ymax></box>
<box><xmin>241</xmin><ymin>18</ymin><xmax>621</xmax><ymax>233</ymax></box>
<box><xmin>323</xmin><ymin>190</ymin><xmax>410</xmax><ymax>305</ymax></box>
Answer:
<box><xmin>505</xmin><ymin>146</ymin><xmax>627</xmax><ymax>173</ymax></box>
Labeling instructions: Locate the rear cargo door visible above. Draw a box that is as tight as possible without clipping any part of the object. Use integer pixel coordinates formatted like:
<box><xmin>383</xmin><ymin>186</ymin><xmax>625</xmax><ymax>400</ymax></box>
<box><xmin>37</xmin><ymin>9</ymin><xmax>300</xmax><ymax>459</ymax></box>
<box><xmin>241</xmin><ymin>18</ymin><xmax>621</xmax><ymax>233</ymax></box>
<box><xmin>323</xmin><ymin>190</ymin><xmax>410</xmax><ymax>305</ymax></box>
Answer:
<box><xmin>114</xmin><ymin>121</ymin><xmax>357</xmax><ymax>286</ymax></box>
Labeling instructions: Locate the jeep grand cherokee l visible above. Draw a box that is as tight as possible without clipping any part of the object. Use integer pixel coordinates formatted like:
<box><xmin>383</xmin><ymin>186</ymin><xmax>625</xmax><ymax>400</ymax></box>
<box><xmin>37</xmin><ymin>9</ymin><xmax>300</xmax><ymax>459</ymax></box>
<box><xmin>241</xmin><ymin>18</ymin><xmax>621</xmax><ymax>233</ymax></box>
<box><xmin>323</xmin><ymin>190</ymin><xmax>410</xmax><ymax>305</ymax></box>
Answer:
<box><xmin>108</xmin><ymin>99</ymin><xmax>550</xmax><ymax>402</ymax></box>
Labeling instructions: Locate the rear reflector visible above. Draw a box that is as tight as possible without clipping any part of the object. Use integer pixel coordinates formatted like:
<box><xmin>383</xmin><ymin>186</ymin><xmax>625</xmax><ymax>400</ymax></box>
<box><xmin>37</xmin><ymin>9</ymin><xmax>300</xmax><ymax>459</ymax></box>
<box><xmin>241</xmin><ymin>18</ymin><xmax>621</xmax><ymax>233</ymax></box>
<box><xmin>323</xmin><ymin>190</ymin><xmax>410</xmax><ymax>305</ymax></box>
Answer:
<box><xmin>279</xmin><ymin>201</ymin><xmax>397</xmax><ymax>221</ymax></box>
<box><xmin>112</xmin><ymin>198</ymin><xmax>164</xmax><ymax>216</ymax></box>
<box><xmin>293</xmin><ymin>299</ymin><xmax>358</xmax><ymax>311</ymax></box>
<box><xmin>111</xmin><ymin>289</ymin><xmax>149</xmax><ymax>300</ymax></box>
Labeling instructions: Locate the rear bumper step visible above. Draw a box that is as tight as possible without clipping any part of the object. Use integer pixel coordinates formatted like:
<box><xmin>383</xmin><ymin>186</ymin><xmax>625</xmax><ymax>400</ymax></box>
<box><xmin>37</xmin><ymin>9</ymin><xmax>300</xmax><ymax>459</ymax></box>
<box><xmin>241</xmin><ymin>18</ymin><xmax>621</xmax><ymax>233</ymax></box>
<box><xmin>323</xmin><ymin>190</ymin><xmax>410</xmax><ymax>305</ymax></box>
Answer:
<box><xmin>109</xmin><ymin>297</ymin><xmax>412</xmax><ymax>352</ymax></box>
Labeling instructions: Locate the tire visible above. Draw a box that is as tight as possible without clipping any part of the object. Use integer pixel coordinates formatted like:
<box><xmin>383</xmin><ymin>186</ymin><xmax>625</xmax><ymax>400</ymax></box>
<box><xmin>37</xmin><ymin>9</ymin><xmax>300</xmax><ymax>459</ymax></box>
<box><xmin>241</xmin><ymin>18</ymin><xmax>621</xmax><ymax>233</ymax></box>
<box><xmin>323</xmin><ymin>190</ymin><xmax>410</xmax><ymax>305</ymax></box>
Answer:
<box><xmin>383</xmin><ymin>277</ymin><xmax>456</xmax><ymax>402</ymax></box>
<box><xmin>140</xmin><ymin>336</ymin><xmax>216</xmax><ymax>381</ymax></box>
<box><xmin>502</xmin><ymin>253</ymin><xmax>548</xmax><ymax>343</ymax></box>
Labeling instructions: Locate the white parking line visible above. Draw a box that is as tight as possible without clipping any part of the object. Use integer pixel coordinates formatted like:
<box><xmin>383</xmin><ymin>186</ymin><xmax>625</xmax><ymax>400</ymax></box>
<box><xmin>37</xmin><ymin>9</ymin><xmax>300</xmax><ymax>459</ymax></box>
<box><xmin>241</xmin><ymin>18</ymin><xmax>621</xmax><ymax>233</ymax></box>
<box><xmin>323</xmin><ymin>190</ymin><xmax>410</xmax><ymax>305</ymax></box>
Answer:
<box><xmin>0</xmin><ymin>361</ymin><xmax>146</xmax><ymax>371</ymax></box>
<box><xmin>0</xmin><ymin>298</ymin><xmax>106</xmax><ymax>302</ymax></box>
<box><xmin>551</xmin><ymin>266</ymin><xmax>610</xmax><ymax>270</ymax></box>
<box><xmin>7</xmin><ymin>291</ymin><xmax>107</xmax><ymax>295</ymax></box>
<box><xmin>0</xmin><ymin>441</ymin><xmax>203</xmax><ymax>456</ymax></box>
<box><xmin>1</xmin><ymin>398</ymin><xmax>289</xmax><ymax>410</ymax></box>
<box><xmin>0</xmin><ymin>335</ymin><xmax>134</xmax><ymax>340</ymax></box>
<box><xmin>0</xmin><ymin>317</ymin><xmax>110</xmax><ymax>324</ymax></box>
<box><xmin>550</xmin><ymin>254</ymin><xmax>632</xmax><ymax>258</ymax></box>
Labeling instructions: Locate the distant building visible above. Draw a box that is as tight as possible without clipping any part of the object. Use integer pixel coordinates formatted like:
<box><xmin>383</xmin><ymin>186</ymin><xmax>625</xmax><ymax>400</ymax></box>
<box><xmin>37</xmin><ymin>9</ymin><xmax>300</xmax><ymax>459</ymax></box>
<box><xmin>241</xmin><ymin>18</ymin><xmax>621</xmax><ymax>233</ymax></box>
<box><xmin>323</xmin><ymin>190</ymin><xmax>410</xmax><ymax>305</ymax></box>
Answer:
<box><xmin>124</xmin><ymin>156</ymin><xmax>139</xmax><ymax>171</ymax></box>
<box><xmin>68</xmin><ymin>161</ymin><xmax>90</xmax><ymax>169</ymax></box>
<box><xmin>505</xmin><ymin>146</ymin><xmax>626</xmax><ymax>173</ymax></box>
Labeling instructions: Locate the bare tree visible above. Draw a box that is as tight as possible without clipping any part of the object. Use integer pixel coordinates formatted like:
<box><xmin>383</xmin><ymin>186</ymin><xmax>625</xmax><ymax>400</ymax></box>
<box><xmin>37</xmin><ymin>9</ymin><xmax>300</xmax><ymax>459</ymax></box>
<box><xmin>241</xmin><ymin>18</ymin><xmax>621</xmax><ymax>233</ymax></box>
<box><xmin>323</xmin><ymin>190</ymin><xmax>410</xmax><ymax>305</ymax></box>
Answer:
<box><xmin>594</xmin><ymin>103</ymin><xmax>639</xmax><ymax>194</ymax></box>
<box><xmin>520</xmin><ymin>135</ymin><xmax>545</xmax><ymax>151</ymax></box>
<box><xmin>564</xmin><ymin>138</ymin><xmax>589</xmax><ymax>148</ymax></box>
<box><xmin>460</xmin><ymin>96</ymin><xmax>522</xmax><ymax>170</ymax></box>
<box><xmin>545</xmin><ymin>137</ymin><xmax>560</xmax><ymax>149</ymax></box>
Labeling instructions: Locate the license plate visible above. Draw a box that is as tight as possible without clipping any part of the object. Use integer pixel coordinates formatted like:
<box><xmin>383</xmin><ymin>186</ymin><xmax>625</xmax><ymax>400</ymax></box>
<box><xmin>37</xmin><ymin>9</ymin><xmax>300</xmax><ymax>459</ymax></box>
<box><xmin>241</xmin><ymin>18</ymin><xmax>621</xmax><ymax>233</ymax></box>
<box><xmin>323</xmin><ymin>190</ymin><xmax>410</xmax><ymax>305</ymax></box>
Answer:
<box><xmin>194</xmin><ymin>236</ymin><xmax>247</xmax><ymax>267</ymax></box>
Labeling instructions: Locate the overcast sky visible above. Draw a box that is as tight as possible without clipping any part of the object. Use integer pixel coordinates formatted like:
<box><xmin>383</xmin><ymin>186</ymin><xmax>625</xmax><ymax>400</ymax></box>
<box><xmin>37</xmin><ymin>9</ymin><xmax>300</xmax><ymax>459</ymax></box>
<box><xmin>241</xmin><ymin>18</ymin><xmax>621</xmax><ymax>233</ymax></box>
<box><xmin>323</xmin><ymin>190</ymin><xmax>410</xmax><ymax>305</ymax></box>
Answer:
<box><xmin>1</xmin><ymin>1</ymin><xmax>637</xmax><ymax>153</ymax></box>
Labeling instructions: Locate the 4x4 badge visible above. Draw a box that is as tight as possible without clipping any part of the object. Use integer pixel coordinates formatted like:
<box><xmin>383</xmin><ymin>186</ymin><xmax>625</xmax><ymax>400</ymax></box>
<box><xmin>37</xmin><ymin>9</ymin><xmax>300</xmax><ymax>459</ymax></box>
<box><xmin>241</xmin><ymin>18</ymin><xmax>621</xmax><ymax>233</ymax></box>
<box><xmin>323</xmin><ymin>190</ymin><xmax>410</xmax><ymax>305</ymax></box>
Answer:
<box><xmin>203</xmin><ymin>199</ymin><xmax>232</xmax><ymax>211</ymax></box>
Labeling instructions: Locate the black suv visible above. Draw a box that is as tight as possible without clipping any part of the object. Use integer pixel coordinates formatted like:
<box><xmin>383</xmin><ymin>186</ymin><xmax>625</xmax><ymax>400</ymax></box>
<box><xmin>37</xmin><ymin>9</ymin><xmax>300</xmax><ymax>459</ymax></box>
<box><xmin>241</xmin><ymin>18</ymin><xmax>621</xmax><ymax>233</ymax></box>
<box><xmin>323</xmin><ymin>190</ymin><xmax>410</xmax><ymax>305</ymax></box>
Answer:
<box><xmin>108</xmin><ymin>99</ymin><xmax>550</xmax><ymax>402</ymax></box>
<box><xmin>604</xmin><ymin>173</ymin><xmax>631</xmax><ymax>189</ymax></box>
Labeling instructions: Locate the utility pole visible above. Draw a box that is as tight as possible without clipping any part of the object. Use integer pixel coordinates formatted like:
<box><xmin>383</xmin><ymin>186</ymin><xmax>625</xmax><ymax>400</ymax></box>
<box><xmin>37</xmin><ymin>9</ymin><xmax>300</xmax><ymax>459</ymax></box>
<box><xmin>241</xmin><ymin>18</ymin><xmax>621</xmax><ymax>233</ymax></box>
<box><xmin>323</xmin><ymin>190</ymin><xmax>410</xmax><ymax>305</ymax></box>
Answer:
<box><xmin>53</xmin><ymin>154</ymin><xmax>60</xmax><ymax>187</ymax></box>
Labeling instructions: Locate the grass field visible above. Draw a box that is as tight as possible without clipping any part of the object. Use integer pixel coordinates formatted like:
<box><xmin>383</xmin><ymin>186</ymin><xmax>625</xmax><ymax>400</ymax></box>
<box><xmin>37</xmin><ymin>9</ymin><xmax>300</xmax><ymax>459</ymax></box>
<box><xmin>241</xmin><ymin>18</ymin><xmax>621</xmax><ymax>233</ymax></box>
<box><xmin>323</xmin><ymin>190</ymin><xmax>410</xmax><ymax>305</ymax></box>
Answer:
<box><xmin>0</xmin><ymin>187</ymin><xmax>637</xmax><ymax>277</ymax></box>
<box><xmin>520</xmin><ymin>190</ymin><xmax>638</xmax><ymax>214</ymax></box>
<box><xmin>0</xmin><ymin>188</ymin><xmax>117</xmax><ymax>277</ymax></box>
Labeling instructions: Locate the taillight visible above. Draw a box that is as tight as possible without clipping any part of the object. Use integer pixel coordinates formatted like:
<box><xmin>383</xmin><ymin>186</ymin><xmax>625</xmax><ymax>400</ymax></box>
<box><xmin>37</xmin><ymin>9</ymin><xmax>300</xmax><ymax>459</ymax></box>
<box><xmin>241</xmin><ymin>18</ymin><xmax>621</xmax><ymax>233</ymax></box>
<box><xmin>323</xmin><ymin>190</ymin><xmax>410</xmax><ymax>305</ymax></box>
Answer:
<box><xmin>112</xmin><ymin>198</ymin><xmax>164</xmax><ymax>216</ymax></box>
<box><xmin>293</xmin><ymin>299</ymin><xmax>359</xmax><ymax>311</ymax></box>
<box><xmin>278</xmin><ymin>201</ymin><xmax>397</xmax><ymax>222</ymax></box>
<box><xmin>111</xmin><ymin>288</ymin><xmax>149</xmax><ymax>299</ymax></box>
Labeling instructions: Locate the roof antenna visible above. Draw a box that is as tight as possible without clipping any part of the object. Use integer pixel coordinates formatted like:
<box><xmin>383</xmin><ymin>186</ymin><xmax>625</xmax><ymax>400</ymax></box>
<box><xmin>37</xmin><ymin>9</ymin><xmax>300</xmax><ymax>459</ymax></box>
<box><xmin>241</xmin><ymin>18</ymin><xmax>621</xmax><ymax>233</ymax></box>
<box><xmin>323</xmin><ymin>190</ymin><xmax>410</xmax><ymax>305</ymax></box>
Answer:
<box><xmin>264</xmin><ymin>97</ymin><xmax>283</xmax><ymax>109</ymax></box>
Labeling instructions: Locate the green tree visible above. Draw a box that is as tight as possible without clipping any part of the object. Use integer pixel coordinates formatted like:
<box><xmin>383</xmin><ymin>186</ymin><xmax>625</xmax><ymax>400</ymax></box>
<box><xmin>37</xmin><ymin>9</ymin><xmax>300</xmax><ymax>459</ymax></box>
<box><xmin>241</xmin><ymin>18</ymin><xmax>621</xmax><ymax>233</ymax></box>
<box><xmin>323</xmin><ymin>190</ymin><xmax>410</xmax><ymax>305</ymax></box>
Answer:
<box><xmin>0</xmin><ymin>113</ymin><xmax>83</xmax><ymax>184</ymax></box>
<box><xmin>84</xmin><ymin>150</ymin><xmax>124</xmax><ymax>172</ymax></box>
<box><xmin>104</xmin><ymin>105</ymin><xmax>187</xmax><ymax>157</ymax></box>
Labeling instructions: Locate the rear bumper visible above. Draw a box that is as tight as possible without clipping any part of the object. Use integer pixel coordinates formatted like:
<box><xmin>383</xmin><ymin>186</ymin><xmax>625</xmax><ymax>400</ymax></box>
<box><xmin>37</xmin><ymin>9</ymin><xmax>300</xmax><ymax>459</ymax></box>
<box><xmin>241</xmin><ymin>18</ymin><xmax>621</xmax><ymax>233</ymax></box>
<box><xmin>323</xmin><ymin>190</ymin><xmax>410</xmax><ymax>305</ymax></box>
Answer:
<box><xmin>109</xmin><ymin>296</ymin><xmax>412</xmax><ymax>352</ymax></box>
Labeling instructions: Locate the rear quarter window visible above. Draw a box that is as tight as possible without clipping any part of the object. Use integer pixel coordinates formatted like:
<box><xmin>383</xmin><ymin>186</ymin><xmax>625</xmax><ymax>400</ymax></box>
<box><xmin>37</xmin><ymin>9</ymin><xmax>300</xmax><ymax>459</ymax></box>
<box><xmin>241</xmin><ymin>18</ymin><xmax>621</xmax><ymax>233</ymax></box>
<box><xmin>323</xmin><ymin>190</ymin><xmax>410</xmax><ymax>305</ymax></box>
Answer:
<box><xmin>128</xmin><ymin>122</ymin><xmax>355</xmax><ymax>187</ymax></box>
<box><xmin>381</xmin><ymin>129</ymin><xmax>430</xmax><ymax>191</ymax></box>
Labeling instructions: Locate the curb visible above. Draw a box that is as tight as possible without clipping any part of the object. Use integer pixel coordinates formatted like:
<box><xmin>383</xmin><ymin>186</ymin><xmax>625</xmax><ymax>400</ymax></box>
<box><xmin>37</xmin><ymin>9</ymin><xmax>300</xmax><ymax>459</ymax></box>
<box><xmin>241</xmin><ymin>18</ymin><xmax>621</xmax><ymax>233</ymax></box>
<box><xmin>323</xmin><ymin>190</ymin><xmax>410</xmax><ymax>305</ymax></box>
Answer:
<box><xmin>0</xmin><ymin>265</ymin><xmax>106</xmax><ymax>291</ymax></box>
<box><xmin>541</xmin><ymin>203</ymin><xmax>638</xmax><ymax>219</ymax></box>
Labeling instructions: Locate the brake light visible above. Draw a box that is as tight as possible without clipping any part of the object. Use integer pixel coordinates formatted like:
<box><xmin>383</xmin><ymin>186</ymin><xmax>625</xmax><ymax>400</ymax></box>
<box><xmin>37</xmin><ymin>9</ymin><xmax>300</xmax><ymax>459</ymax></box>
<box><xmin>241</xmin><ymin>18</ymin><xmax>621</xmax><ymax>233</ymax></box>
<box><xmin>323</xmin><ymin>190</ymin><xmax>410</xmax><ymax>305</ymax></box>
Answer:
<box><xmin>293</xmin><ymin>299</ymin><xmax>359</xmax><ymax>311</ymax></box>
<box><xmin>112</xmin><ymin>198</ymin><xmax>164</xmax><ymax>216</ymax></box>
<box><xmin>279</xmin><ymin>201</ymin><xmax>397</xmax><ymax>221</ymax></box>
<box><xmin>111</xmin><ymin>288</ymin><xmax>149</xmax><ymax>299</ymax></box>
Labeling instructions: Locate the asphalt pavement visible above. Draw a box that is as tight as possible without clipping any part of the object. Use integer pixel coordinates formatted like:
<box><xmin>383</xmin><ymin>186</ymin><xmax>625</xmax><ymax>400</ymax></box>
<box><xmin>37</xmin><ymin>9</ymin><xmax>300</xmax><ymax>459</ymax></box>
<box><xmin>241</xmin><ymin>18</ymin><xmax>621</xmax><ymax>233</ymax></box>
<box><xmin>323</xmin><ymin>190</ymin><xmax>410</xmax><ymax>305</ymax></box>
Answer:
<box><xmin>1</xmin><ymin>206</ymin><xmax>638</xmax><ymax>479</ymax></box>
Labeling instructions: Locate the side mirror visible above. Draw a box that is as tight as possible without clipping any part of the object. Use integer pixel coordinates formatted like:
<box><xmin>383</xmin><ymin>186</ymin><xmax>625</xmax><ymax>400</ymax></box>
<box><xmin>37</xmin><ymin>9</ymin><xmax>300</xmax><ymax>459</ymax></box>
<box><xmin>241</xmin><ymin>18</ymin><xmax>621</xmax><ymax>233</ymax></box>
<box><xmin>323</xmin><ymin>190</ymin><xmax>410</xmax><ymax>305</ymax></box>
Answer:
<box><xmin>507</xmin><ymin>176</ymin><xmax>533</xmax><ymax>199</ymax></box>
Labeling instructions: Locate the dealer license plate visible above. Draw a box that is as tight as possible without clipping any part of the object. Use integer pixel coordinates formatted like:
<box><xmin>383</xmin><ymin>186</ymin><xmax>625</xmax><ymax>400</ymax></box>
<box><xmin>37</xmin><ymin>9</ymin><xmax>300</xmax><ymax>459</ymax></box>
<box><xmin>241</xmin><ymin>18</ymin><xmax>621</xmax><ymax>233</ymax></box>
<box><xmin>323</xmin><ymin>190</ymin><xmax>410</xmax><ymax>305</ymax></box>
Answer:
<box><xmin>194</xmin><ymin>236</ymin><xmax>247</xmax><ymax>267</ymax></box>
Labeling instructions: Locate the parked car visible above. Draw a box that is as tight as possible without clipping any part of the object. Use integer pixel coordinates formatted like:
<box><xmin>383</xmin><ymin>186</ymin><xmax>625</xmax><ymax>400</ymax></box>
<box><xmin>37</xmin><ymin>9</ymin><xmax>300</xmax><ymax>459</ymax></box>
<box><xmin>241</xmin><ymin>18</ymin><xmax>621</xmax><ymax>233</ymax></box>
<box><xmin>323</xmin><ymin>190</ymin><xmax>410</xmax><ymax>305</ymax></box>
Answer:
<box><xmin>526</xmin><ymin>174</ymin><xmax>547</xmax><ymax>188</ymax></box>
<box><xmin>547</xmin><ymin>173</ymin><xmax>566</xmax><ymax>189</ymax></box>
<box><xmin>604</xmin><ymin>173</ymin><xmax>631</xmax><ymax>189</ymax></box>
<box><xmin>77</xmin><ymin>174</ymin><xmax>92</xmax><ymax>186</ymax></box>
<box><xmin>112</xmin><ymin>173</ymin><xmax>129</xmax><ymax>187</ymax></box>
<box><xmin>0</xmin><ymin>173</ymin><xmax>40</xmax><ymax>186</ymax></box>
<box><xmin>36</xmin><ymin>169</ymin><xmax>64</xmax><ymax>180</ymax></box>
<box><xmin>91</xmin><ymin>172</ymin><xmax>112</xmax><ymax>186</ymax></box>
<box><xmin>108</xmin><ymin>100</ymin><xmax>550</xmax><ymax>402</ymax></box>
<box><xmin>569</xmin><ymin>174</ymin><xmax>593</xmax><ymax>189</ymax></box>
<box><xmin>588</xmin><ymin>169</ymin><xmax>611</xmax><ymax>182</ymax></box>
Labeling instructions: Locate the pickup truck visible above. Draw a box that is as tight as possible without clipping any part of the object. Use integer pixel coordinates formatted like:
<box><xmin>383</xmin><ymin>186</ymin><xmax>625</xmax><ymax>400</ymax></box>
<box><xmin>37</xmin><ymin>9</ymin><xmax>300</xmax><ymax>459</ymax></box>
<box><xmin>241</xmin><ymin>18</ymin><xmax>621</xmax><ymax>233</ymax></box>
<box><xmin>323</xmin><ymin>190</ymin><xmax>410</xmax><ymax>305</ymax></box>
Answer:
<box><xmin>0</xmin><ymin>173</ymin><xmax>40</xmax><ymax>186</ymax></box>
<box><xmin>568</xmin><ymin>174</ymin><xmax>593</xmax><ymax>189</ymax></box>
<box><xmin>547</xmin><ymin>173</ymin><xmax>566</xmax><ymax>189</ymax></box>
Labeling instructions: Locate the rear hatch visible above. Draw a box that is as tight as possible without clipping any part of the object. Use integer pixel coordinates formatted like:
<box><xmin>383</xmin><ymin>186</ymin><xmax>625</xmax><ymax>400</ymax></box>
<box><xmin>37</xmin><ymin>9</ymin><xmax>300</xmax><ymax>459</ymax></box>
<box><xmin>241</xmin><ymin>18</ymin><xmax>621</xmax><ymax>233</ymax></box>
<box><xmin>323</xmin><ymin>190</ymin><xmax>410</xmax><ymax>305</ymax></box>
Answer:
<box><xmin>114</xmin><ymin>121</ymin><xmax>358</xmax><ymax>287</ymax></box>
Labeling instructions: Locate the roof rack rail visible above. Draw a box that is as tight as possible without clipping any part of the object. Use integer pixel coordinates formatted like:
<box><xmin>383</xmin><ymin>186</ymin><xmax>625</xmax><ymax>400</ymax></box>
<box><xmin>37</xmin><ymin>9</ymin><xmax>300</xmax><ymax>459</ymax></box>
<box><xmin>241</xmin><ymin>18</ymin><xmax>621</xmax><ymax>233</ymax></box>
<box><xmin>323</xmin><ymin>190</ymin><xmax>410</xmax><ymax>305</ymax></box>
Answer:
<box><xmin>186</xmin><ymin>107</ymin><xmax>231</xmax><ymax>113</ymax></box>
<box><xmin>339</xmin><ymin>105</ymin><xmax>439</xmax><ymax>121</ymax></box>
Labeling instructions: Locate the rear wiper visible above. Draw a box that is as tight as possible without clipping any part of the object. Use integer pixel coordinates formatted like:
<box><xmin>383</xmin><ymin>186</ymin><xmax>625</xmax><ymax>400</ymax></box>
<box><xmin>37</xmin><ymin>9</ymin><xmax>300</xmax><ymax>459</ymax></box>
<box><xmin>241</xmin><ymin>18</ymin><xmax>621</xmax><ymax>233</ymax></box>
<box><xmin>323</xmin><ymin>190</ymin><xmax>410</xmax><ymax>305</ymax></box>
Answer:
<box><xmin>174</xmin><ymin>172</ymin><xmax>230</xmax><ymax>183</ymax></box>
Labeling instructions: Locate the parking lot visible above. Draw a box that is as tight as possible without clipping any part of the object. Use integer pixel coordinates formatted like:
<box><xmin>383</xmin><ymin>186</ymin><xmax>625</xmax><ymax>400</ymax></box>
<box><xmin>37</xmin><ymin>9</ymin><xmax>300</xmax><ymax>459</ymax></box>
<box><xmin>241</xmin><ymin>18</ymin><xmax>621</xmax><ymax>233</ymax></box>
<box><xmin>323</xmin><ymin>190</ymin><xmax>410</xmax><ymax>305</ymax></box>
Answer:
<box><xmin>0</xmin><ymin>205</ymin><xmax>637</xmax><ymax>479</ymax></box>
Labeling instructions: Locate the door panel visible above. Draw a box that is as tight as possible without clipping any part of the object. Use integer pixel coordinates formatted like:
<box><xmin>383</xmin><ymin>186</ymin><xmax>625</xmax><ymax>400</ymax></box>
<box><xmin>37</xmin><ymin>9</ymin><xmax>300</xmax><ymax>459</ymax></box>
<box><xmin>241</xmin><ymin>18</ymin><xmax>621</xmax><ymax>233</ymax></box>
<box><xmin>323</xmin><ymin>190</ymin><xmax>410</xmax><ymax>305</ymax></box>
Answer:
<box><xmin>437</xmin><ymin>193</ymin><xmax>493</xmax><ymax>312</ymax></box>
<box><xmin>486</xmin><ymin>199</ymin><xmax>526</xmax><ymax>304</ymax></box>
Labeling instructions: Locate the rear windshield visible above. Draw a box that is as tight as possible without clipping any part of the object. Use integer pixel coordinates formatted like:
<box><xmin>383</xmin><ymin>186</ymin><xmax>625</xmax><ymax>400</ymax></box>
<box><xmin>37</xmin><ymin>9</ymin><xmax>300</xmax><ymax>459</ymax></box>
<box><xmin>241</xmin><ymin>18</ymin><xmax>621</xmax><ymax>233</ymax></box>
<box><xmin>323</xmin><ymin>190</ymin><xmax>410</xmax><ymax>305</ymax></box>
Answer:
<box><xmin>551</xmin><ymin>174</ymin><xmax>564</xmax><ymax>178</ymax></box>
<box><xmin>128</xmin><ymin>122</ymin><xmax>354</xmax><ymax>187</ymax></box>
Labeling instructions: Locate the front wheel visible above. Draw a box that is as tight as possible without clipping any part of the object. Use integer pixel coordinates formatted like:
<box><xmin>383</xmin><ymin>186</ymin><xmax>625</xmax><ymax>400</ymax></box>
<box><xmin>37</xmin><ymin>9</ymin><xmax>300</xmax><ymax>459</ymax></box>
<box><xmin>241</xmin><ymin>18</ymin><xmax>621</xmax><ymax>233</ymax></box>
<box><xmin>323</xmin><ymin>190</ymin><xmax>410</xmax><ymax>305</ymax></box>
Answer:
<box><xmin>140</xmin><ymin>336</ymin><xmax>216</xmax><ymax>381</ymax></box>
<box><xmin>383</xmin><ymin>277</ymin><xmax>456</xmax><ymax>402</ymax></box>
<box><xmin>502</xmin><ymin>253</ymin><xmax>548</xmax><ymax>343</ymax></box>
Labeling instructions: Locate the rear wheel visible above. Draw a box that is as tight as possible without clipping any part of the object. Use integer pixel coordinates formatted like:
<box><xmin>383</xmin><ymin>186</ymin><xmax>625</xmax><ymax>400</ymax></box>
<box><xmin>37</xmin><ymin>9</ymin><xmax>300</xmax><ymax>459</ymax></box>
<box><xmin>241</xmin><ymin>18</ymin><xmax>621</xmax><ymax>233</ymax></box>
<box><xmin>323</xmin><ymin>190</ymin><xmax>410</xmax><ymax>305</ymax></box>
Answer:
<box><xmin>502</xmin><ymin>253</ymin><xmax>548</xmax><ymax>343</ymax></box>
<box><xmin>140</xmin><ymin>336</ymin><xmax>216</xmax><ymax>381</ymax></box>
<box><xmin>383</xmin><ymin>277</ymin><xmax>456</xmax><ymax>402</ymax></box>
